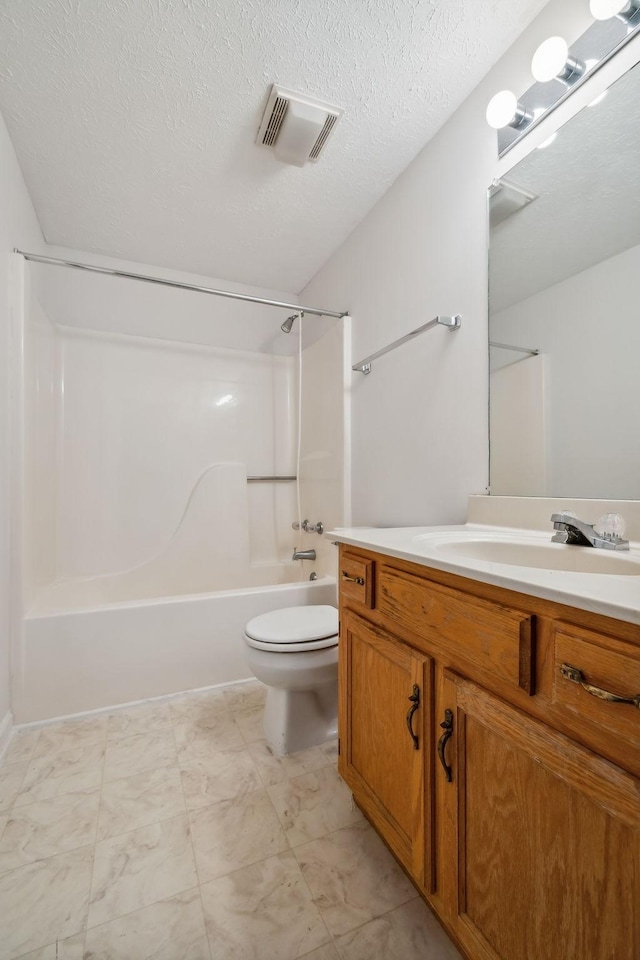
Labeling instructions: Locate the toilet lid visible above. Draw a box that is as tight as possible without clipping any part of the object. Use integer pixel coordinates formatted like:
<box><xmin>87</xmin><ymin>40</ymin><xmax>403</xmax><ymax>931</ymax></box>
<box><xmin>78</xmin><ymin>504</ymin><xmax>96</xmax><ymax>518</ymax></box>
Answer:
<box><xmin>245</xmin><ymin>605</ymin><xmax>338</xmax><ymax>645</ymax></box>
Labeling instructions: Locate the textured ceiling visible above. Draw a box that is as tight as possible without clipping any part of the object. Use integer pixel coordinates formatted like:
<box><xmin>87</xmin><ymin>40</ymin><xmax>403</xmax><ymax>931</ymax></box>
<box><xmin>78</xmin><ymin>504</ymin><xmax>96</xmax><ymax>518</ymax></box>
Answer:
<box><xmin>490</xmin><ymin>60</ymin><xmax>640</xmax><ymax>314</ymax></box>
<box><xmin>0</xmin><ymin>0</ymin><xmax>549</xmax><ymax>292</ymax></box>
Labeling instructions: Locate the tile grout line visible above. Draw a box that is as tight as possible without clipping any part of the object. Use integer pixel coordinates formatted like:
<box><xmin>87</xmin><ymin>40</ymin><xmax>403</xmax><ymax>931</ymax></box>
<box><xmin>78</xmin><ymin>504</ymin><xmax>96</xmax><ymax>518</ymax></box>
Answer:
<box><xmin>0</xmin><ymin>727</ymin><xmax>44</xmax><ymax>813</ymax></box>
<box><xmin>101</xmin><ymin>738</ymin><xmax>178</xmax><ymax>787</ymax></box>
<box><xmin>79</xmin><ymin>884</ymin><xmax>204</xmax><ymax>948</ymax></box>
<box><xmin>317</xmin><ymin>898</ymin><xmax>422</xmax><ymax>960</ymax></box>
<box><xmin>1</xmin><ymin>758</ymin><xmax>33</xmax><ymax>823</ymax></box>
<box><xmin>3</xmin><ymin>688</ymin><xmax>366</xmax><ymax>960</ymax></box>
<box><xmin>259</xmin><ymin>750</ymin><xmax>345</xmax><ymax>960</ymax></box>
<box><xmin>172</xmin><ymin>686</ymin><xmax>337</xmax><ymax>954</ymax></box>
<box><xmin>1</xmin><ymin>733</ymin><xmax>107</xmax><ymax>958</ymax></box>
<box><xmin>169</xmin><ymin>696</ymin><xmax>214</xmax><ymax>960</ymax></box>
<box><xmin>0</xmin><ymin>727</ymin><xmax>41</xmax><ymax>769</ymax></box>
<box><xmin>170</xmin><ymin>698</ymin><xmax>387</xmax><ymax>956</ymax></box>
<box><xmin>289</xmin><ymin>828</ymin><xmax>341</xmax><ymax>959</ymax></box>
<box><xmin>82</xmin><ymin>723</ymin><xmax>109</xmax><ymax>954</ymax></box>
<box><xmin>84</xmin><ymin>696</ymin><xmax>213</xmax><ymax>940</ymax></box>
<box><xmin>288</xmin><ymin>813</ymin><xmax>414</xmax><ymax>957</ymax></box>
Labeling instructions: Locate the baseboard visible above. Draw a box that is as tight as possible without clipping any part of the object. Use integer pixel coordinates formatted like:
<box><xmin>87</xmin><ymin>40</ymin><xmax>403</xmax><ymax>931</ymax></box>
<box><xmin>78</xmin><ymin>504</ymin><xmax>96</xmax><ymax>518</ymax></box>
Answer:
<box><xmin>0</xmin><ymin>710</ymin><xmax>14</xmax><ymax>761</ymax></box>
<box><xmin>13</xmin><ymin>675</ymin><xmax>256</xmax><ymax>732</ymax></box>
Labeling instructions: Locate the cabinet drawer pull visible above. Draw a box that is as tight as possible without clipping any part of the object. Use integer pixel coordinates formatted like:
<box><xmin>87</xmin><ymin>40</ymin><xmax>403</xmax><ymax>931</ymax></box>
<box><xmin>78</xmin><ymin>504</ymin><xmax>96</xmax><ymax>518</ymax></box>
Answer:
<box><xmin>406</xmin><ymin>684</ymin><xmax>420</xmax><ymax>750</ymax></box>
<box><xmin>560</xmin><ymin>663</ymin><xmax>640</xmax><ymax>709</ymax></box>
<box><xmin>341</xmin><ymin>571</ymin><xmax>365</xmax><ymax>585</ymax></box>
<box><xmin>438</xmin><ymin>709</ymin><xmax>454</xmax><ymax>782</ymax></box>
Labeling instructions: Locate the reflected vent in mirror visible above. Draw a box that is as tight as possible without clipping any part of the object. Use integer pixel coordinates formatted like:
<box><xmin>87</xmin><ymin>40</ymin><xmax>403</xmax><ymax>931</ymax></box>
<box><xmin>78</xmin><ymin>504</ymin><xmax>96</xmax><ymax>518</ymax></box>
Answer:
<box><xmin>489</xmin><ymin>179</ymin><xmax>538</xmax><ymax>228</ymax></box>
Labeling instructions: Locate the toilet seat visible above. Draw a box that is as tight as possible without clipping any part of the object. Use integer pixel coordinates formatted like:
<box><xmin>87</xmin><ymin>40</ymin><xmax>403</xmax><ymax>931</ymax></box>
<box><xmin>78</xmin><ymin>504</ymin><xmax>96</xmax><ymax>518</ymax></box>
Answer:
<box><xmin>244</xmin><ymin>605</ymin><xmax>339</xmax><ymax>653</ymax></box>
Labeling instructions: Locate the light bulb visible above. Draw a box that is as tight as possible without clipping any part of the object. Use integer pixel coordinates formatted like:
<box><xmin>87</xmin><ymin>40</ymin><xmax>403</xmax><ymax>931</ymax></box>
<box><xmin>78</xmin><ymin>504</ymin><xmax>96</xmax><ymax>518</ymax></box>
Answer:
<box><xmin>590</xmin><ymin>0</ymin><xmax>635</xmax><ymax>19</ymax></box>
<box><xmin>486</xmin><ymin>91</ymin><xmax>518</xmax><ymax>129</ymax></box>
<box><xmin>531</xmin><ymin>36</ymin><xmax>569</xmax><ymax>82</ymax></box>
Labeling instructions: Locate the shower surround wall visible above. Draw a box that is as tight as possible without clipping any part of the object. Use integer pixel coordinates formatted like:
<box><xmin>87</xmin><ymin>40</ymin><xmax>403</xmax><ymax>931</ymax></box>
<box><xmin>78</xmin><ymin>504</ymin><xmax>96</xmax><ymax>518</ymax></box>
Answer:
<box><xmin>24</xmin><ymin>291</ymin><xmax>298</xmax><ymax>601</ymax></box>
<box><xmin>23</xmin><ymin>287</ymin><xmax>59</xmax><ymax>610</ymax></box>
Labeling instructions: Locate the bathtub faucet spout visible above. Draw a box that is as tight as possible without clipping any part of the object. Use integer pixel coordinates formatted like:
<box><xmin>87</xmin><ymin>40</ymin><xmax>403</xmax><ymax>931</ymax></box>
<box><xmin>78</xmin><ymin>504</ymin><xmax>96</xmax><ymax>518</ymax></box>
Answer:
<box><xmin>292</xmin><ymin>548</ymin><xmax>316</xmax><ymax>561</ymax></box>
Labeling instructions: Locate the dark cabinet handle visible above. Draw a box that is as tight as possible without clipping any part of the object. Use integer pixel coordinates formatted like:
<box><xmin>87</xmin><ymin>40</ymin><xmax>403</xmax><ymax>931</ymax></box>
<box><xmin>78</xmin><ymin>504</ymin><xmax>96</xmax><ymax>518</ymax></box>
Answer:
<box><xmin>560</xmin><ymin>663</ymin><xmax>640</xmax><ymax>709</ymax></box>
<box><xmin>406</xmin><ymin>684</ymin><xmax>420</xmax><ymax>750</ymax></box>
<box><xmin>438</xmin><ymin>709</ymin><xmax>454</xmax><ymax>782</ymax></box>
<box><xmin>341</xmin><ymin>571</ymin><xmax>365</xmax><ymax>585</ymax></box>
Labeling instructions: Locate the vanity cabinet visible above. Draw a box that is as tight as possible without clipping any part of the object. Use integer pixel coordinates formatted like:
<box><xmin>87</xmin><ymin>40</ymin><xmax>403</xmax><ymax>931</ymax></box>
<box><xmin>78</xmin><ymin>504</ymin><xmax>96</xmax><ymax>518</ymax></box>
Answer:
<box><xmin>339</xmin><ymin>610</ymin><xmax>432</xmax><ymax>887</ymax></box>
<box><xmin>337</xmin><ymin>544</ymin><xmax>640</xmax><ymax>960</ymax></box>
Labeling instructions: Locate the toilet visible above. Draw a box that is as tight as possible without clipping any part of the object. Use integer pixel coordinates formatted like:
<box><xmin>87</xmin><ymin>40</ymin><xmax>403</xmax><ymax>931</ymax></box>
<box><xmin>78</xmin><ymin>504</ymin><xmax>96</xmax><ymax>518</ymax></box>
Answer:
<box><xmin>243</xmin><ymin>605</ymin><xmax>339</xmax><ymax>756</ymax></box>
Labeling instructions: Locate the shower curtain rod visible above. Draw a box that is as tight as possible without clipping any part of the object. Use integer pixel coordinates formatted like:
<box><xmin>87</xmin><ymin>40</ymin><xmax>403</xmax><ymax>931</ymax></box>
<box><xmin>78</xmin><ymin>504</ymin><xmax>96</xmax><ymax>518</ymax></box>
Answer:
<box><xmin>13</xmin><ymin>250</ymin><xmax>349</xmax><ymax>320</ymax></box>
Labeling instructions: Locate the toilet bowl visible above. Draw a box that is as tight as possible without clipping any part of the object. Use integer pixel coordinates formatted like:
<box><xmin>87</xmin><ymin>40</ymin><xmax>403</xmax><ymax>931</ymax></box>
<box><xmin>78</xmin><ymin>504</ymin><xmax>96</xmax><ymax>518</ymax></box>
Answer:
<box><xmin>243</xmin><ymin>605</ymin><xmax>339</xmax><ymax>756</ymax></box>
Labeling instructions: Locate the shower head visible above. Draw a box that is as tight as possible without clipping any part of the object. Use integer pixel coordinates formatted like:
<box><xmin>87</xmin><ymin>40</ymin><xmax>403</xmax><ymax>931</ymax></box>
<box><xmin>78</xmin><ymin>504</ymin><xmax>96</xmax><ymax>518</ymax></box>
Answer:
<box><xmin>281</xmin><ymin>313</ymin><xmax>298</xmax><ymax>334</ymax></box>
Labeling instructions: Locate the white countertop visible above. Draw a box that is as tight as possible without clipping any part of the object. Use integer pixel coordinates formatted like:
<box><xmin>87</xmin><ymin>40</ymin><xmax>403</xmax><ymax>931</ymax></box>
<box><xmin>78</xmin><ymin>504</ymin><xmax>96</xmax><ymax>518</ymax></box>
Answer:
<box><xmin>327</xmin><ymin>523</ymin><xmax>640</xmax><ymax>626</ymax></box>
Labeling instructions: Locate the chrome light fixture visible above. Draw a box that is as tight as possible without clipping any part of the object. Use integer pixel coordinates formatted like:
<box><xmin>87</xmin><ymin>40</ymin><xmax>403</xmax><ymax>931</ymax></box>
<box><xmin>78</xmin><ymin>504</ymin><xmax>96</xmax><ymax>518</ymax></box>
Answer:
<box><xmin>487</xmin><ymin>0</ymin><xmax>640</xmax><ymax>157</ymax></box>
<box><xmin>530</xmin><ymin>36</ymin><xmax>585</xmax><ymax>84</ymax></box>
<box><xmin>486</xmin><ymin>91</ymin><xmax>533</xmax><ymax>129</ymax></box>
<box><xmin>589</xmin><ymin>0</ymin><xmax>640</xmax><ymax>23</ymax></box>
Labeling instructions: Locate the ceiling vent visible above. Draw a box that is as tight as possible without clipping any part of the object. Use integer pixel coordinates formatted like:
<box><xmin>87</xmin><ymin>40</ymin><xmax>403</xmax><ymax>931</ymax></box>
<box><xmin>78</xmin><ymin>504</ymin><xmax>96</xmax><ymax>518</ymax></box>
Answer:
<box><xmin>256</xmin><ymin>85</ymin><xmax>343</xmax><ymax>167</ymax></box>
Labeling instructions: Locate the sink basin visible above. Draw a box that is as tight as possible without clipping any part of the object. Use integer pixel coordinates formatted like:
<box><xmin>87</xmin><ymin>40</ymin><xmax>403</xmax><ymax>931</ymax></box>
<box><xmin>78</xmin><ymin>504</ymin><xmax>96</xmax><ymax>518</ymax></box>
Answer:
<box><xmin>413</xmin><ymin>534</ymin><xmax>640</xmax><ymax>576</ymax></box>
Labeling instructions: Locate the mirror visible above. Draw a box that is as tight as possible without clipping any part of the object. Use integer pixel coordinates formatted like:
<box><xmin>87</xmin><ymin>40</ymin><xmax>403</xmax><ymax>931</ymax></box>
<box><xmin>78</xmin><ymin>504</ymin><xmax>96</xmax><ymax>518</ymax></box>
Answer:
<box><xmin>488</xmin><ymin>58</ymin><xmax>640</xmax><ymax>500</ymax></box>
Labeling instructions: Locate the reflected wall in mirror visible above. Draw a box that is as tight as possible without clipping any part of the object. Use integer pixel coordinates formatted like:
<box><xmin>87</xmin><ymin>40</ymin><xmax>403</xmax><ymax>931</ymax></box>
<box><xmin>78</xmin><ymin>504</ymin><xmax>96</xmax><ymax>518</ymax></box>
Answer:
<box><xmin>488</xmin><ymin>57</ymin><xmax>640</xmax><ymax>501</ymax></box>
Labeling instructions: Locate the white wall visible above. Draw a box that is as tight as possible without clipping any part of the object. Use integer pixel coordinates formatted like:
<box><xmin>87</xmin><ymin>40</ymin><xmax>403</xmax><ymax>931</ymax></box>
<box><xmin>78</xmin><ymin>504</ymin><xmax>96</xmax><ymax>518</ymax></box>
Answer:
<box><xmin>490</xmin><ymin>354</ymin><xmax>547</xmax><ymax>497</ymax></box>
<box><xmin>491</xmin><ymin>242</ymin><xmax>640</xmax><ymax>499</ymax></box>
<box><xmin>299</xmin><ymin>318</ymin><xmax>349</xmax><ymax>576</ymax></box>
<box><xmin>0</xmin><ymin>109</ymin><xmax>44</xmax><ymax>737</ymax></box>
<box><xmin>300</xmin><ymin>0</ymin><xmax>609</xmax><ymax>528</ymax></box>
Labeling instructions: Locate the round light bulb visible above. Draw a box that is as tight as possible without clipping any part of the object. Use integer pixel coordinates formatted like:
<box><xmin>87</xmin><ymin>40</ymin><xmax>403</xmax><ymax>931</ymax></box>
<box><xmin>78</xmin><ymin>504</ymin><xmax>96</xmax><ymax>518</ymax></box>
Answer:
<box><xmin>589</xmin><ymin>0</ymin><xmax>631</xmax><ymax>19</ymax></box>
<box><xmin>531</xmin><ymin>36</ymin><xmax>569</xmax><ymax>82</ymax></box>
<box><xmin>486</xmin><ymin>90</ymin><xmax>518</xmax><ymax>129</ymax></box>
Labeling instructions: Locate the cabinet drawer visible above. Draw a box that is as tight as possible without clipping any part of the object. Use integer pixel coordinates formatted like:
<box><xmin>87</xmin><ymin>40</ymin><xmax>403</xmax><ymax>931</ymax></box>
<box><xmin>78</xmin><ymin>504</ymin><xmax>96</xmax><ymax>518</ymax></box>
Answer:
<box><xmin>339</xmin><ymin>551</ymin><xmax>375</xmax><ymax>608</ymax></box>
<box><xmin>378</xmin><ymin>564</ymin><xmax>534</xmax><ymax>693</ymax></box>
<box><xmin>551</xmin><ymin>624</ymin><xmax>640</xmax><ymax>759</ymax></box>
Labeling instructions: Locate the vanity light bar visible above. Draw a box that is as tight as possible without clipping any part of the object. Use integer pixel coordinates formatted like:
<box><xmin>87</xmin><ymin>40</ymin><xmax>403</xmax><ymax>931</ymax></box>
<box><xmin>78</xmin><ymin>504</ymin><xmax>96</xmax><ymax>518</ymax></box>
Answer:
<box><xmin>490</xmin><ymin>10</ymin><xmax>640</xmax><ymax>157</ymax></box>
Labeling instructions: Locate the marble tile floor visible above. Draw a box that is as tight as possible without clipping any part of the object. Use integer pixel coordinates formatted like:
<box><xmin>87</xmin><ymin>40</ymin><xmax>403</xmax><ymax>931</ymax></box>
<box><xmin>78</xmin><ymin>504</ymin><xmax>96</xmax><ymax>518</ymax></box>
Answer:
<box><xmin>0</xmin><ymin>681</ymin><xmax>463</xmax><ymax>960</ymax></box>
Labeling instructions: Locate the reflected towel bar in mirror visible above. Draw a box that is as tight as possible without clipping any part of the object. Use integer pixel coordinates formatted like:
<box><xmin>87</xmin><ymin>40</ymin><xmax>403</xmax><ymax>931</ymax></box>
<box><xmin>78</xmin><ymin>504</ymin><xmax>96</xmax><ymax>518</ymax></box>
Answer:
<box><xmin>489</xmin><ymin>341</ymin><xmax>539</xmax><ymax>356</ymax></box>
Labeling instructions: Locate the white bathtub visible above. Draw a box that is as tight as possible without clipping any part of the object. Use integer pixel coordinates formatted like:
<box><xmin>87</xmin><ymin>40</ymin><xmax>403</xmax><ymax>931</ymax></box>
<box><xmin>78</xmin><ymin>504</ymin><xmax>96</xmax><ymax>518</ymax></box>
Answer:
<box><xmin>19</xmin><ymin>569</ymin><xmax>337</xmax><ymax>723</ymax></box>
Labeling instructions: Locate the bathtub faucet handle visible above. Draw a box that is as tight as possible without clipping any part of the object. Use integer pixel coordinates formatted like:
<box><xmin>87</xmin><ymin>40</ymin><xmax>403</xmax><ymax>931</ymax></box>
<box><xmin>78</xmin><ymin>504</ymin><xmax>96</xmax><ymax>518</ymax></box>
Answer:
<box><xmin>303</xmin><ymin>520</ymin><xmax>324</xmax><ymax>535</ymax></box>
<box><xmin>291</xmin><ymin>520</ymin><xmax>324</xmax><ymax>535</ymax></box>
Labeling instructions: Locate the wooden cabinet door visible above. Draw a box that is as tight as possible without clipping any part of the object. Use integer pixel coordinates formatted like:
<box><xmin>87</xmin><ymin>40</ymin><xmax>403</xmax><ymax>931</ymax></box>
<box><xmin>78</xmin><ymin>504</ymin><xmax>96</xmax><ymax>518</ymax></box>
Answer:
<box><xmin>443</xmin><ymin>673</ymin><xmax>640</xmax><ymax>960</ymax></box>
<box><xmin>339</xmin><ymin>609</ymin><xmax>433</xmax><ymax>887</ymax></box>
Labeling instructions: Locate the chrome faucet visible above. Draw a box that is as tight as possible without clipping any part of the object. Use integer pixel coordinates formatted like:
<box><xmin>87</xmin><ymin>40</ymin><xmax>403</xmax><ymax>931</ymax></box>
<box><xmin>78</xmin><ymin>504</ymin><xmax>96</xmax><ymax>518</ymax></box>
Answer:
<box><xmin>550</xmin><ymin>513</ymin><xmax>629</xmax><ymax>551</ymax></box>
<box><xmin>292</xmin><ymin>548</ymin><xmax>316</xmax><ymax>561</ymax></box>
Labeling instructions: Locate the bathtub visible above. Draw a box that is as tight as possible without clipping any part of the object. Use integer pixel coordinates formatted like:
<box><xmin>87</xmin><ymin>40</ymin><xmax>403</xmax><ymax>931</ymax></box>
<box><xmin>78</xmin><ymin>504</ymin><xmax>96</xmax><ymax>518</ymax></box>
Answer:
<box><xmin>18</xmin><ymin>567</ymin><xmax>337</xmax><ymax>723</ymax></box>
